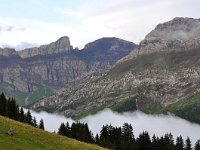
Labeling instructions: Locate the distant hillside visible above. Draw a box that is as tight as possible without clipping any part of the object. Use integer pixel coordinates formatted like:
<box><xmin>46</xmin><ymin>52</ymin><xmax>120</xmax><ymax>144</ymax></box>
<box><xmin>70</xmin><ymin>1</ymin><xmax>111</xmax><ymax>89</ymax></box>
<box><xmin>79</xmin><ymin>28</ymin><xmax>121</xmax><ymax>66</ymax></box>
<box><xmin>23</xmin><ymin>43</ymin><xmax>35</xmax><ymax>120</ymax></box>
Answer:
<box><xmin>0</xmin><ymin>115</ymin><xmax>106</xmax><ymax>150</ymax></box>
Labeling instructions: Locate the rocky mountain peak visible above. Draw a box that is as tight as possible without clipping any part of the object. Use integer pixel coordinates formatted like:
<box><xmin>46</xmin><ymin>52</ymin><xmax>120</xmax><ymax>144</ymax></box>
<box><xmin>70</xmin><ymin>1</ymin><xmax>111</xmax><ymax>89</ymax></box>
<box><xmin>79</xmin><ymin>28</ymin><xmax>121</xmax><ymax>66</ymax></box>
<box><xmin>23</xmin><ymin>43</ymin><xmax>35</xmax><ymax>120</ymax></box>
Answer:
<box><xmin>84</xmin><ymin>37</ymin><xmax>136</xmax><ymax>52</ymax></box>
<box><xmin>51</xmin><ymin>36</ymin><xmax>72</xmax><ymax>51</ymax></box>
<box><xmin>118</xmin><ymin>17</ymin><xmax>200</xmax><ymax>63</ymax></box>
<box><xmin>17</xmin><ymin>36</ymin><xmax>72</xmax><ymax>58</ymax></box>
<box><xmin>145</xmin><ymin>17</ymin><xmax>200</xmax><ymax>41</ymax></box>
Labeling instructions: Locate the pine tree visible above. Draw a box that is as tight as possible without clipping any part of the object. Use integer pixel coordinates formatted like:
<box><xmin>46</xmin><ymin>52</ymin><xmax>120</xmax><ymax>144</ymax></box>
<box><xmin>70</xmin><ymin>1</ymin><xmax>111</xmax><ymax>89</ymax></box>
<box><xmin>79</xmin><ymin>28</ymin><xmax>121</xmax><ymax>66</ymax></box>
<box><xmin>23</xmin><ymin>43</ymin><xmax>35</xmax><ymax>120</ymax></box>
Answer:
<box><xmin>0</xmin><ymin>93</ymin><xmax>7</xmax><ymax>116</ymax></box>
<box><xmin>25</xmin><ymin>110</ymin><xmax>33</xmax><ymax>125</ymax></box>
<box><xmin>65</xmin><ymin>122</ymin><xmax>71</xmax><ymax>137</ymax></box>
<box><xmin>33</xmin><ymin>117</ymin><xmax>38</xmax><ymax>128</ymax></box>
<box><xmin>122</xmin><ymin>123</ymin><xmax>135</xmax><ymax>149</ymax></box>
<box><xmin>58</xmin><ymin>123</ymin><xmax>66</xmax><ymax>136</ymax></box>
<box><xmin>39</xmin><ymin>119</ymin><xmax>44</xmax><ymax>130</ymax></box>
<box><xmin>99</xmin><ymin>125</ymin><xmax>110</xmax><ymax>147</ymax></box>
<box><xmin>19</xmin><ymin>107</ymin><xmax>25</xmax><ymax>122</ymax></box>
<box><xmin>176</xmin><ymin>136</ymin><xmax>184</xmax><ymax>150</ymax></box>
<box><xmin>152</xmin><ymin>134</ymin><xmax>159</xmax><ymax>149</ymax></box>
<box><xmin>95</xmin><ymin>133</ymin><xmax>100</xmax><ymax>144</ymax></box>
<box><xmin>185</xmin><ymin>137</ymin><xmax>192</xmax><ymax>150</ymax></box>
<box><xmin>195</xmin><ymin>140</ymin><xmax>200</xmax><ymax>150</ymax></box>
<box><xmin>8</xmin><ymin>98</ymin><xmax>19</xmax><ymax>120</ymax></box>
<box><xmin>136</xmin><ymin>131</ymin><xmax>151</xmax><ymax>150</ymax></box>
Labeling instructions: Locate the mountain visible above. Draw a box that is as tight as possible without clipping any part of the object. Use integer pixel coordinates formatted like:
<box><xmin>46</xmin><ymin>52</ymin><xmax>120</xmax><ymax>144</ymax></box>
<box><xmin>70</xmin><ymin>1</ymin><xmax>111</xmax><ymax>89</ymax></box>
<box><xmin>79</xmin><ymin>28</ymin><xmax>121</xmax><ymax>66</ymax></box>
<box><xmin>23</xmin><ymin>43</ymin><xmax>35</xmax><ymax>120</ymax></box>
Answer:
<box><xmin>0</xmin><ymin>115</ymin><xmax>106</xmax><ymax>150</ymax></box>
<box><xmin>0</xmin><ymin>37</ymin><xmax>136</xmax><ymax>105</ymax></box>
<box><xmin>31</xmin><ymin>17</ymin><xmax>200</xmax><ymax>124</ymax></box>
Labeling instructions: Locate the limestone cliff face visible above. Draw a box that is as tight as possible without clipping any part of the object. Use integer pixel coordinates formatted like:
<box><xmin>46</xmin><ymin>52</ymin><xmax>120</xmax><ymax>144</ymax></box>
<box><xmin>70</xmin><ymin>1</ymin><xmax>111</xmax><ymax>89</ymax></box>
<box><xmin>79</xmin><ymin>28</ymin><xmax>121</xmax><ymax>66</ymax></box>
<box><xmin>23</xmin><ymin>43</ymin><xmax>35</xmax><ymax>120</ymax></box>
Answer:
<box><xmin>0</xmin><ymin>37</ymin><xmax>136</xmax><ymax>105</ymax></box>
<box><xmin>30</xmin><ymin>17</ymin><xmax>200</xmax><ymax>122</ymax></box>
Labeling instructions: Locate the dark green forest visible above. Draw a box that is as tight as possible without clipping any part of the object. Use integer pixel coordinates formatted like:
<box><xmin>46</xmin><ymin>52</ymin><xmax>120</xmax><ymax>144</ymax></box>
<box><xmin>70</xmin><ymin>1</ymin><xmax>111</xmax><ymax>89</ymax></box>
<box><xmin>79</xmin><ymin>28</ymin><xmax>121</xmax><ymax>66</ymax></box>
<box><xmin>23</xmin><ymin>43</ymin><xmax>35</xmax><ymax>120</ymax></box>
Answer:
<box><xmin>0</xmin><ymin>92</ymin><xmax>44</xmax><ymax>130</ymax></box>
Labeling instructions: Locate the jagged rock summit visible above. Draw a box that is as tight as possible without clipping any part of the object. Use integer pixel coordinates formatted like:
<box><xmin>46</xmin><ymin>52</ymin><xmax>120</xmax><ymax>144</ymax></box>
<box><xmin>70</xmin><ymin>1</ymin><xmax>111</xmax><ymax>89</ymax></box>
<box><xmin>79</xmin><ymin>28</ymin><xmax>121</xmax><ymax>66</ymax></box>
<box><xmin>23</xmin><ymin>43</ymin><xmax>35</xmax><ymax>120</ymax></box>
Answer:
<box><xmin>17</xmin><ymin>36</ymin><xmax>73</xmax><ymax>58</ymax></box>
<box><xmin>122</xmin><ymin>17</ymin><xmax>200</xmax><ymax>61</ymax></box>
<box><xmin>0</xmin><ymin>36</ymin><xmax>73</xmax><ymax>58</ymax></box>
<box><xmin>146</xmin><ymin>17</ymin><xmax>200</xmax><ymax>41</ymax></box>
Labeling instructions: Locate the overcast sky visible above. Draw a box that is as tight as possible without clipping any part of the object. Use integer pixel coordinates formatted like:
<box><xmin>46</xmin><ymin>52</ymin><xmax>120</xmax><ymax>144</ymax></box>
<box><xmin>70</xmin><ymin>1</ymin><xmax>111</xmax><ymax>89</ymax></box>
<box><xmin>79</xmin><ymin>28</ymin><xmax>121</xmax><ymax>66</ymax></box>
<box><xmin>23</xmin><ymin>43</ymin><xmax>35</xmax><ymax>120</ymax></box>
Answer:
<box><xmin>0</xmin><ymin>0</ymin><xmax>199</xmax><ymax>50</ymax></box>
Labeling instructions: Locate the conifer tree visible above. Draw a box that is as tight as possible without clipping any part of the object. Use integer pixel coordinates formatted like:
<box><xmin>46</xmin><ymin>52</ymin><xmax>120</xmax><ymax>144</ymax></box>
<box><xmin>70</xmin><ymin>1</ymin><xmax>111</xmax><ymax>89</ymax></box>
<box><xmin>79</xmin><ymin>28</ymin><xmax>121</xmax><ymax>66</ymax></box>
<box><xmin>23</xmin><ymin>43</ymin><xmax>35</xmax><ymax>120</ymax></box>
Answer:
<box><xmin>19</xmin><ymin>107</ymin><xmax>25</xmax><ymax>122</ymax></box>
<box><xmin>65</xmin><ymin>122</ymin><xmax>71</xmax><ymax>137</ymax></box>
<box><xmin>0</xmin><ymin>93</ymin><xmax>7</xmax><ymax>116</ymax></box>
<box><xmin>39</xmin><ymin>119</ymin><xmax>44</xmax><ymax>130</ymax></box>
<box><xmin>185</xmin><ymin>137</ymin><xmax>192</xmax><ymax>150</ymax></box>
<box><xmin>25</xmin><ymin>110</ymin><xmax>33</xmax><ymax>125</ymax></box>
<box><xmin>6</xmin><ymin>98</ymin><xmax>18</xmax><ymax>120</ymax></box>
<box><xmin>33</xmin><ymin>117</ymin><xmax>38</xmax><ymax>128</ymax></box>
<box><xmin>136</xmin><ymin>131</ymin><xmax>151</xmax><ymax>150</ymax></box>
<box><xmin>195</xmin><ymin>140</ymin><xmax>200</xmax><ymax>150</ymax></box>
<box><xmin>95</xmin><ymin>133</ymin><xmax>100</xmax><ymax>144</ymax></box>
<box><xmin>176</xmin><ymin>136</ymin><xmax>184</xmax><ymax>150</ymax></box>
<box><xmin>58</xmin><ymin>123</ymin><xmax>66</xmax><ymax>136</ymax></box>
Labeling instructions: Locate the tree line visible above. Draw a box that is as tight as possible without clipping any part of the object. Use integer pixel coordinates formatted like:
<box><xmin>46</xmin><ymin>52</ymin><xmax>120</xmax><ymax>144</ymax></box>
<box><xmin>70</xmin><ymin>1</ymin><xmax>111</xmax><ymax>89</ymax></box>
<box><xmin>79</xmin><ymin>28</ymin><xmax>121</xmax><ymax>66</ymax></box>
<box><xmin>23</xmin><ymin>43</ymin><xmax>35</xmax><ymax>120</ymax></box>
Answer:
<box><xmin>58</xmin><ymin>122</ymin><xmax>200</xmax><ymax>150</ymax></box>
<box><xmin>0</xmin><ymin>92</ymin><xmax>44</xmax><ymax>130</ymax></box>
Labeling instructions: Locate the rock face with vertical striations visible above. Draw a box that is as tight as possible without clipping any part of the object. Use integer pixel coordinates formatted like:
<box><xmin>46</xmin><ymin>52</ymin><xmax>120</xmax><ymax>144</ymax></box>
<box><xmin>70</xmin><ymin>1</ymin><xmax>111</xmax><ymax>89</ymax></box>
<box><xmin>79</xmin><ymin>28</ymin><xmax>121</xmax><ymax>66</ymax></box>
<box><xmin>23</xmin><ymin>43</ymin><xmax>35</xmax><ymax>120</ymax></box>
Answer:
<box><xmin>0</xmin><ymin>36</ymin><xmax>136</xmax><ymax>105</ymax></box>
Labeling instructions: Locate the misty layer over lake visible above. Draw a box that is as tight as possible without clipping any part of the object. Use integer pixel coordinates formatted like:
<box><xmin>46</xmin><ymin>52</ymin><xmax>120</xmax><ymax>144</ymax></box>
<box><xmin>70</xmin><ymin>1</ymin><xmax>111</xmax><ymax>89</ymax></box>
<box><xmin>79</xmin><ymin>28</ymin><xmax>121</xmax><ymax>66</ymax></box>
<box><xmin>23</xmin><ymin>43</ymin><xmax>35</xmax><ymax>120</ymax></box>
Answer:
<box><xmin>29</xmin><ymin>109</ymin><xmax>200</xmax><ymax>145</ymax></box>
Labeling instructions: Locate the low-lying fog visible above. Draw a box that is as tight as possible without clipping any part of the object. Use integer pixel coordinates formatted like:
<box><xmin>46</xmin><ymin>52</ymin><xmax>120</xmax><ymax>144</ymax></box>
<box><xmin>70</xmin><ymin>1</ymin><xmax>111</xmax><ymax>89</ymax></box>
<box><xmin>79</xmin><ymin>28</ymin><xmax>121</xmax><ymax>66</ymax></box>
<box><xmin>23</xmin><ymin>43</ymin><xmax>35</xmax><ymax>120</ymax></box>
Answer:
<box><xmin>29</xmin><ymin>109</ymin><xmax>200</xmax><ymax>145</ymax></box>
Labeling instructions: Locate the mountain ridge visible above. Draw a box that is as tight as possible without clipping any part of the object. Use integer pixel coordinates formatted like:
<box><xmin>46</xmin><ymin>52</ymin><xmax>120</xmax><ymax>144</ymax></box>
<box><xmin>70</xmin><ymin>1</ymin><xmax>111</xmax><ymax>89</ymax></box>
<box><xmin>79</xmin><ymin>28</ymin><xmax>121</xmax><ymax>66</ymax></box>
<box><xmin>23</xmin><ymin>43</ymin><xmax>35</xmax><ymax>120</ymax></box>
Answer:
<box><xmin>0</xmin><ymin>37</ymin><xmax>136</xmax><ymax>105</ymax></box>
<box><xmin>31</xmin><ymin>17</ymin><xmax>200</xmax><ymax>124</ymax></box>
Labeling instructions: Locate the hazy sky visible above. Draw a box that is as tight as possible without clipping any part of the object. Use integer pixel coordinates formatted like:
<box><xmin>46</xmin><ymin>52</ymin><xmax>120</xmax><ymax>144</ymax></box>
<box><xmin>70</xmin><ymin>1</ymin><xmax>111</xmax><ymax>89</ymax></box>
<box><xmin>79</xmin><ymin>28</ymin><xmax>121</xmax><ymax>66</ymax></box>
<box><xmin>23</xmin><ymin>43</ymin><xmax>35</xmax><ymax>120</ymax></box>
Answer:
<box><xmin>0</xmin><ymin>0</ymin><xmax>199</xmax><ymax>49</ymax></box>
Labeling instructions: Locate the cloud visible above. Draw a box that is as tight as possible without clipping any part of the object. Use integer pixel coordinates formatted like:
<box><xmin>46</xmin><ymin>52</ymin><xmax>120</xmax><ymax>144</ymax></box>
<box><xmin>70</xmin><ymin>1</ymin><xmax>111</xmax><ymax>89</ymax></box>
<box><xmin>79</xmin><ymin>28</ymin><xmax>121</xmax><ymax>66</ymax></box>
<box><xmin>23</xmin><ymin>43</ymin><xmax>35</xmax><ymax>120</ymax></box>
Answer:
<box><xmin>1</xmin><ymin>42</ymin><xmax>39</xmax><ymax>50</ymax></box>
<box><xmin>29</xmin><ymin>108</ymin><xmax>200</xmax><ymax>146</ymax></box>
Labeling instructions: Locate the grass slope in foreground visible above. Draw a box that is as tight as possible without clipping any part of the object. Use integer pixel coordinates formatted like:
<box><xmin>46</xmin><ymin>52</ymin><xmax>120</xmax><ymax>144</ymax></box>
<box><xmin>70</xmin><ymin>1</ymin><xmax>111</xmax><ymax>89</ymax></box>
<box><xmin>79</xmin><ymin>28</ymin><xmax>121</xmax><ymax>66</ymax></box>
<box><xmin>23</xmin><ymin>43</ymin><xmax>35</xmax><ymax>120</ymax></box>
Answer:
<box><xmin>0</xmin><ymin>116</ymin><xmax>106</xmax><ymax>150</ymax></box>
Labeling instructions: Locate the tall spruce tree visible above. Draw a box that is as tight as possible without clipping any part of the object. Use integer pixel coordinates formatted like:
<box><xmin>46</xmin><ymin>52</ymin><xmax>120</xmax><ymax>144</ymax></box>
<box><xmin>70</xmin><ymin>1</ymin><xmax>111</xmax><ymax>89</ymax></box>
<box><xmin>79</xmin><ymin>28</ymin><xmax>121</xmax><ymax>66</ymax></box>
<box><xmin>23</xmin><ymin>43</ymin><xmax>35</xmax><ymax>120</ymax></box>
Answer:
<box><xmin>176</xmin><ymin>136</ymin><xmax>184</xmax><ymax>150</ymax></box>
<box><xmin>185</xmin><ymin>137</ymin><xmax>192</xmax><ymax>150</ymax></box>
<box><xmin>0</xmin><ymin>93</ymin><xmax>7</xmax><ymax>116</ymax></box>
<box><xmin>122</xmin><ymin>123</ymin><xmax>135</xmax><ymax>150</ymax></box>
<box><xmin>19</xmin><ymin>107</ymin><xmax>25</xmax><ymax>122</ymax></box>
<box><xmin>58</xmin><ymin>123</ymin><xmax>66</xmax><ymax>136</ymax></box>
<box><xmin>195</xmin><ymin>140</ymin><xmax>200</xmax><ymax>150</ymax></box>
<box><xmin>65</xmin><ymin>122</ymin><xmax>71</xmax><ymax>137</ymax></box>
<box><xmin>39</xmin><ymin>119</ymin><xmax>44</xmax><ymax>130</ymax></box>
<box><xmin>136</xmin><ymin>131</ymin><xmax>151</xmax><ymax>150</ymax></box>
<box><xmin>33</xmin><ymin>117</ymin><xmax>38</xmax><ymax>128</ymax></box>
<box><xmin>7</xmin><ymin>98</ymin><xmax>19</xmax><ymax>120</ymax></box>
<box><xmin>25</xmin><ymin>110</ymin><xmax>33</xmax><ymax>125</ymax></box>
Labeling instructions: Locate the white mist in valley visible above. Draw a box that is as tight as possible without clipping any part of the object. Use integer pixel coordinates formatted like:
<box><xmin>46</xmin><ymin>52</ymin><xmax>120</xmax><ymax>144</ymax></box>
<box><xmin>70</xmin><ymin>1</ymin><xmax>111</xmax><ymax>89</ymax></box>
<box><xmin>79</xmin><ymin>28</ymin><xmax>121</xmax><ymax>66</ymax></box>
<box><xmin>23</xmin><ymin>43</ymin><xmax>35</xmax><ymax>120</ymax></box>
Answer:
<box><xmin>29</xmin><ymin>109</ymin><xmax>200</xmax><ymax>145</ymax></box>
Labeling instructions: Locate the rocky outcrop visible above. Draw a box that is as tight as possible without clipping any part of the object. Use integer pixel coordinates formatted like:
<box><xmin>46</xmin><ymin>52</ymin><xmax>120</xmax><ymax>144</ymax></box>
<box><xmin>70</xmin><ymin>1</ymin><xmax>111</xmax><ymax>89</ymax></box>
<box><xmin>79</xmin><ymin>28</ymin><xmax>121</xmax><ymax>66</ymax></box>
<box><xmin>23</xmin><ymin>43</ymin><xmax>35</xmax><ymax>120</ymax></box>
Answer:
<box><xmin>17</xmin><ymin>36</ymin><xmax>73</xmax><ymax>58</ymax></box>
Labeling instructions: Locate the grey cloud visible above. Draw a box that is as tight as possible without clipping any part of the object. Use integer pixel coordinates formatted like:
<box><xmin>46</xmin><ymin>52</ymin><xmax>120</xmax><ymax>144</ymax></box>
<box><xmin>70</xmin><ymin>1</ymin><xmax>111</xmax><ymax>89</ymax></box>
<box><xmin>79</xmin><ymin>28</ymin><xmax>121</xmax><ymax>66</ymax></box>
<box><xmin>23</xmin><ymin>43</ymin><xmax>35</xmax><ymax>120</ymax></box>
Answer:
<box><xmin>1</xmin><ymin>42</ymin><xmax>39</xmax><ymax>50</ymax></box>
<box><xmin>0</xmin><ymin>25</ymin><xmax>25</xmax><ymax>33</ymax></box>
<box><xmin>14</xmin><ymin>42</ymin><xmax>39</xmax><ymax>50</ymax></box>
<box><xmin>6</xmin><ymin>26</ymin><xmax>14</xmax><ymax>32</ymax></box>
